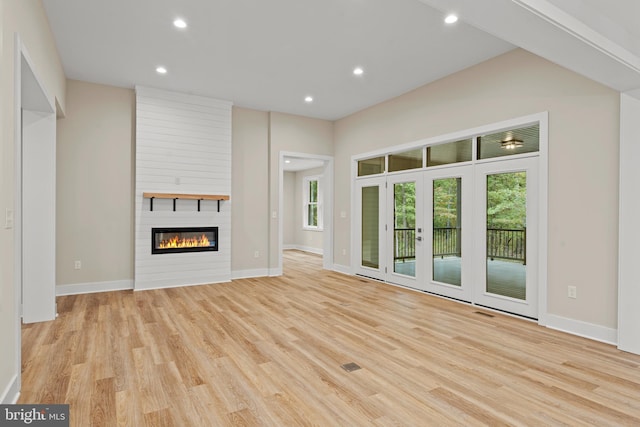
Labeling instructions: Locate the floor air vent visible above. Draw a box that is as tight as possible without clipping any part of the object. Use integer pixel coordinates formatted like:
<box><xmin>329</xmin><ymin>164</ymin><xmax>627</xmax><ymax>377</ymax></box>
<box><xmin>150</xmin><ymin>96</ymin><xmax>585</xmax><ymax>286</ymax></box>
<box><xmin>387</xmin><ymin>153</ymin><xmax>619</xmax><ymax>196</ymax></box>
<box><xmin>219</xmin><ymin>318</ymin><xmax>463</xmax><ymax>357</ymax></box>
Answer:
<box><xmin>474</xmin><ymin>311</ymin><xmax>495</xmax><ymax>318</ymax></box>
<box><xmin>341</xmin><ymin>362</ymin><xmax>362</xmax><ymax>372</ymax></box>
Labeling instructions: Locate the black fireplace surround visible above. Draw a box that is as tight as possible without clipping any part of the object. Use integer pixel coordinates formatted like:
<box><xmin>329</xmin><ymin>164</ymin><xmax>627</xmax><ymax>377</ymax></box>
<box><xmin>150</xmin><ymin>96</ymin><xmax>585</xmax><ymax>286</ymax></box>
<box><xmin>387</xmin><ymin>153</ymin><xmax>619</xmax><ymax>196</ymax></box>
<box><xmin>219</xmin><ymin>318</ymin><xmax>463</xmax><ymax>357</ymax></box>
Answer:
<box><xmin>152</xmin><ymin>227</ymin><xmax>218</xmax><ymax>254</ymax></box>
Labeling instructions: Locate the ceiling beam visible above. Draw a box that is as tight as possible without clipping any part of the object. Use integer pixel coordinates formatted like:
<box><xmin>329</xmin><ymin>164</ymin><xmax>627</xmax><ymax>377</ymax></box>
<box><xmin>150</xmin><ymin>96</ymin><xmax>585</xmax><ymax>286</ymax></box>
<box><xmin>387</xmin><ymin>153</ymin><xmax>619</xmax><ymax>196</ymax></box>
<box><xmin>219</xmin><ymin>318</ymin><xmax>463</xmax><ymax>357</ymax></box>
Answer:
<box><xmin>419</xmin><ymin>0</ymin><xmax>640</xmax><ymax>96</ymax></box>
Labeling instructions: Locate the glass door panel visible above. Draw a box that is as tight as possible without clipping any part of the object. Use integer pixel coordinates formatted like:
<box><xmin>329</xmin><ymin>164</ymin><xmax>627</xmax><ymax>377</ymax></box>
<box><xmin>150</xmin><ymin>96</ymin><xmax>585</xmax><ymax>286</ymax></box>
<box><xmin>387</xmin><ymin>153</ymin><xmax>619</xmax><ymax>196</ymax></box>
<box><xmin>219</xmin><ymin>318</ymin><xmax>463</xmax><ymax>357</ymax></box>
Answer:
<box><xmin>362</xmin><ymin>185</ymin><xmax>380</xmax><ymax>269</ymax></box>
<box><xmin>355</xmin><ymin>177</ymin><xmax>386</xmax><ymax>281</ymax></box>
<box><xmin>486</xmin><ymin>172</ymin><xmax>527</xmax><ymax>300</ymax></box>
<box><xmin>393</xmin><ymin>182</ymin><xmax>416</xmax><ymax>277</ymax></box>
<box><xmin>433</xmin><ymin>177</ymin><xmax>462</xmax><ymax>286</ymax></box>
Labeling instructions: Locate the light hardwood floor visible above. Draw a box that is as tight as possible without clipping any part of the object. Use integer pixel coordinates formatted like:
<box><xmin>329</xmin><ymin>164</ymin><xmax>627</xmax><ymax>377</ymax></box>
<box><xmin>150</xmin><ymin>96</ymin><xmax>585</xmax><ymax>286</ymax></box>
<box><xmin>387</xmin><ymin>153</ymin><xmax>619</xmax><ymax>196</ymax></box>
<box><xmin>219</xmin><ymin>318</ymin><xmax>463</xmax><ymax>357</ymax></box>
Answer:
<box><xmin>20</xmin><ymin>250</ymin><xmax>640</xmax><ymax>426</ymax></box>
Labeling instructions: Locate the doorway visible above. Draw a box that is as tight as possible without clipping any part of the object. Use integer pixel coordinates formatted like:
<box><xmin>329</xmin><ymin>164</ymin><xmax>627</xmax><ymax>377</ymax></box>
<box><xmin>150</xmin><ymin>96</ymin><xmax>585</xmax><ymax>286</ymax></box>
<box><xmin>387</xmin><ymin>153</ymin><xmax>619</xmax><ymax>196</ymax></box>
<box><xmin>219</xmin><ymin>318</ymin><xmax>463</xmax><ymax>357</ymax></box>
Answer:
<box><xmin>14</xmin><ymin>38</ymin><xmax>57</xmax><ymax>324</ymax></box>
<box><xmin>353</xmin><ymin>116</ymin><xmax>545</xmax><ymax>319</ymax></box>
<box><xmin>279</xmin><ymin>152</ymin><xmax>333</xmax><ymax>274</ymax></box>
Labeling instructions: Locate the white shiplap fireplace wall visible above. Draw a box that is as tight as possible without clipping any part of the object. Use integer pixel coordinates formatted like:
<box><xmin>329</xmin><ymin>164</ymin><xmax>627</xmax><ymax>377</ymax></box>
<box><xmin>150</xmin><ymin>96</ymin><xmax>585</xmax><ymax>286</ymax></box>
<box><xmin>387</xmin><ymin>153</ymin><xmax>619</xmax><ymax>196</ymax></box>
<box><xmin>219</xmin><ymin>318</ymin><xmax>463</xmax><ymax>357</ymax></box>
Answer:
<box><xmin>135</xmin><ymin>86</ymin><xmax>232</xmax><ymax>290</ymax></box>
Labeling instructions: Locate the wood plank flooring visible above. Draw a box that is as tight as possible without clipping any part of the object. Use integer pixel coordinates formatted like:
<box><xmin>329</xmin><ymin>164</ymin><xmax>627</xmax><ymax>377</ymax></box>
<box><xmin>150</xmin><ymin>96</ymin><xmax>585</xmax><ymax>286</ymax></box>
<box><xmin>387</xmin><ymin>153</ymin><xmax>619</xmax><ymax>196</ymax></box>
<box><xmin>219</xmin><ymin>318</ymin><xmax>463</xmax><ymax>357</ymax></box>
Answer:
<box><xmin>19</xmin><ymin>250</ymin><xmax>640</xmax><ymax>426</ymax></box>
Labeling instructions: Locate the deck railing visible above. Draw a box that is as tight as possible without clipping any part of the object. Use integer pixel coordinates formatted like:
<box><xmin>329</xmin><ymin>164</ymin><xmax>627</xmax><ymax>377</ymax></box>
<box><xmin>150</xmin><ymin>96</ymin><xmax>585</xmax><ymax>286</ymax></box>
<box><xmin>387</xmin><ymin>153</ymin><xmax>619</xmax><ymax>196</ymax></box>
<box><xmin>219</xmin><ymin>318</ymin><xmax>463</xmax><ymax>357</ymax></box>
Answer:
<box><xmin>393</xmin><ymin>227</ymin><xmax>526</xmax><ymax>264</ymax></box>
<box><xmin>433</xmin><ymin>227</ymin><xmax>460</xmax><ymax>257</ymax></box>
<box><xmin>487</xmin><ymin>228</ymin><xmax>526</xmax><ymax>264</ymax></box>
<box><xmin>394</xmin><ymin>228</ymin><xmax>415</xmax><ymax>262</ymax></box>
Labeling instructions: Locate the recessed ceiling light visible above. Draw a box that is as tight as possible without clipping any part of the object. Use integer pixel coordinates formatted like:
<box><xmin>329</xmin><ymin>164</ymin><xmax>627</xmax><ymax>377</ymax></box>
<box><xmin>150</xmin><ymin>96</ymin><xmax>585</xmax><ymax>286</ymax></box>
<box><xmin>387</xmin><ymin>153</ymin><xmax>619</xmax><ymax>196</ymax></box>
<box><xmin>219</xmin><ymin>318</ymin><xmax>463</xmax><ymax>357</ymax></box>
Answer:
<box><xmin>444</xmin><ymin>14</ymin><xmax>458</xmax><ymax>24</ymax></box>
<box><xmin>285</xmin><ymin>160</ymin><xmax>291</xmax><ymax>164</ymax></box>
<box><xmin>304</xmin><ymin>96</ymin><xmax>313</xmax><ymax>103</ymax></box>
<box><xmin>156</xmin><ymin>66</ymin><xmax>167</xmax><ymax>74</ymax></box>
<box><xmin>353</xmin><ymin>67</ymin><xmax>364</xmax><ymax>76</ymax></box>
<box><xmin>173</xmin><ymin>18</ymin><xmax>187</xmax><ymax>29</ymax></box>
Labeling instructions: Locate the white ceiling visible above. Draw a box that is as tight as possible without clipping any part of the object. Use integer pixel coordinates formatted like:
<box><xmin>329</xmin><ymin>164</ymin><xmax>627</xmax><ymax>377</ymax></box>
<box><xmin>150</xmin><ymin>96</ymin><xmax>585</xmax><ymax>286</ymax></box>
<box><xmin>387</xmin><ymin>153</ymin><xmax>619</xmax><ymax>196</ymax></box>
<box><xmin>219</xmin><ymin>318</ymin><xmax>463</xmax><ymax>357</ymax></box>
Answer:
<box><xmin>41</xmin><ymin>0</ymin><xmax>514</xmax><ymax>121</ymax></box>
<box><xmin>419</xmin><ymin>0</ymin><xmax>640</xmax><ymax>95</ymax></box>
<box><xmin>42</xmin><ymin>0</ymin><xmax>640</xmax><ymax>121</ymax></box>
<box><xmin>283</xmin><ymin>157</ymin><xmax>325</xmax><ymax>172</ymax></box>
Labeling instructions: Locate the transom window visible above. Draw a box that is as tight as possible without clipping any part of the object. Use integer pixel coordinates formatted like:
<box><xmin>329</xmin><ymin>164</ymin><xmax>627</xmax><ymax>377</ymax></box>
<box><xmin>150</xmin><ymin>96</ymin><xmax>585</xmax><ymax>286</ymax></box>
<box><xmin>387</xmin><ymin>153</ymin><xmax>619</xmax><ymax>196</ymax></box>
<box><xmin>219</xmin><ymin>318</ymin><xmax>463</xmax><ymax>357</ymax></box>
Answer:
<box><xmin>355</xmin><ymin>123</ymin><xmax>539</xmax><ymax>176</ymax></box>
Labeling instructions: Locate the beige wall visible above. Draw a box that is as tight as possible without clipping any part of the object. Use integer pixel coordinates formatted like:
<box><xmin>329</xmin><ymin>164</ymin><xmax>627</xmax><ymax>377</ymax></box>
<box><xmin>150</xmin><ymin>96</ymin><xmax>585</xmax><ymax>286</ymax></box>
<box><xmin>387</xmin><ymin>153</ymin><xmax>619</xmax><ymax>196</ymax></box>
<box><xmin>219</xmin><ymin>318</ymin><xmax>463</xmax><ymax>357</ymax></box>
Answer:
<box><xmin>1</xmin><ymin>0</ymin><xmax>66</xmax><ymax>401</ymax></box>
<box><xmin>53</xmin><ymin>101</ymin><xmax>331</xmax><ymax>280</ymax></box>
<box><xmin>56</xmin><ymin>80</ymin><xmax>134</xmax><ymax>285</ymax></box>
<box><xmin>334</xmin><ymin>48</ymin><xmax>620</xmax><ymax>329</ymax></box>
<box><xmin>231</xmin><ymin>107</ymin><xmax>270</xmax><ymax>273</ymax></box>
<box><xmin>268</xmin><ymin>112</ymin><xmax>333</xmax><ymax>270</ymax></box>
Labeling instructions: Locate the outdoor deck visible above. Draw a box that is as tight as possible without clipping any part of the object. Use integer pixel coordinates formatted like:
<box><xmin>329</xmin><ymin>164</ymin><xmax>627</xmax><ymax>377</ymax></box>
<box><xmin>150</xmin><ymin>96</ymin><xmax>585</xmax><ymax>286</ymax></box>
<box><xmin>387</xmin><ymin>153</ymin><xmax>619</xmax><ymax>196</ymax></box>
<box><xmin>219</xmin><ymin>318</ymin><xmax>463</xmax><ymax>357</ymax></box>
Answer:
<box><xmin>394</xmin><ymin>257</ymin><xmax>526</xmax><ymax>300</ymax></box>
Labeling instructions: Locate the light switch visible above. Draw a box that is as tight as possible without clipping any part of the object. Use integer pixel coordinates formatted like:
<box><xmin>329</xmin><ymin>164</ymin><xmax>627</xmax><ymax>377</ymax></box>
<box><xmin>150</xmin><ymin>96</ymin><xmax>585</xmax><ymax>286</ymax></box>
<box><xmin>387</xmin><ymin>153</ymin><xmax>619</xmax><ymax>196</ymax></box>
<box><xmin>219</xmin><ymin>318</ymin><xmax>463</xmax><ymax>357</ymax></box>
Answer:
<box><xmin>4</xmin><ymin>209</ymin><xmax>14</xmax><ymax>229</ymax></box>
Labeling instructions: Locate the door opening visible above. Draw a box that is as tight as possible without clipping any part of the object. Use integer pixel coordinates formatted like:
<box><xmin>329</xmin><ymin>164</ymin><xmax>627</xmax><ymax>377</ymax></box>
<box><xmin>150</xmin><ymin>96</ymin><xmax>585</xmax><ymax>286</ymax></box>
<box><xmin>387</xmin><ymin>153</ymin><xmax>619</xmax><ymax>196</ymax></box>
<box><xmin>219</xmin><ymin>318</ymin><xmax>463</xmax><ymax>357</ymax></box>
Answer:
<box><xmin>353</xmin><ymin>115</ymin><xmax>546</xmax><ymax>320</ymax></box>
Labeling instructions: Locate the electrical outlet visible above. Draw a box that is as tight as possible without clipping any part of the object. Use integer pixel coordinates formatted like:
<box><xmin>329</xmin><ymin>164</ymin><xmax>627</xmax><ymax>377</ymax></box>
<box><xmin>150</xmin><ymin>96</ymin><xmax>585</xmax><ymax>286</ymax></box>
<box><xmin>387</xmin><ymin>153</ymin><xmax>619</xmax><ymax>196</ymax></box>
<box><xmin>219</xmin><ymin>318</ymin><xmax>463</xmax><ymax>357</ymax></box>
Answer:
<box><xmin>342</xmin><ymin>248</ymin><xmax>346</xmax><ymax>256</ymax></box>
<box><xmin>74</xmin><ymin>260</ymin><xmax>82</xmax><ymax>270</ymax></box>
<box><xmin>568</xmin><ymin>286</ymin><xmax>577</xmax><ymax>299</ymax></box>
<box><xmin>254</xmin><ymin>251</ymin><xmax>260</xmax><ymax>258</ymax></box>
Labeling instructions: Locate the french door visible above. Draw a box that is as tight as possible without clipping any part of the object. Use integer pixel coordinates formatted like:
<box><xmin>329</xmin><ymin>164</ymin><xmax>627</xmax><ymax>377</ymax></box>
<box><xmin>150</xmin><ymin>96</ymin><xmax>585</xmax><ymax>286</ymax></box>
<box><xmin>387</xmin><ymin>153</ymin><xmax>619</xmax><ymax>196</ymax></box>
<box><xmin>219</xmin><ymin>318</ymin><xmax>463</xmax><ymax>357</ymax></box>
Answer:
<box><xmin>355</xmin><ymin>177</ymin><xmax>387</xmax><ymax>281</ymax></box>
<box><xmin>474</xmin><ymin>158</ymin><xmax>538</xmax><ymax>318</ymax></box>
<box><xmin>423</xmin><ymin>165</ymin><xmax>473</xmax><ymax>300</ymax></box>
<box><xmin>355</xmin><ymin>157</ymin><xmax>539</xmax><ymax>319</ymax></box>
<box><xmin>386</xmin><ymin>172</ymin><xmax>424</xmax><ymax>288</ymax></box>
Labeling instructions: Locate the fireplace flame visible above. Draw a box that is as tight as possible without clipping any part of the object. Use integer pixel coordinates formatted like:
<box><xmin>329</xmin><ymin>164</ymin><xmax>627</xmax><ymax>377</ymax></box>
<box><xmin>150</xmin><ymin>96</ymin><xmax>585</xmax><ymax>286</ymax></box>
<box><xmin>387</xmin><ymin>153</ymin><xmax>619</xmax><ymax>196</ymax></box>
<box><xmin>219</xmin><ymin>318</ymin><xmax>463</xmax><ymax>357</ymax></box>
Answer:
<box><xmin>159</xmin><ymin>234</ymin><xmax>210</xmax><ymax>249</ymax></box>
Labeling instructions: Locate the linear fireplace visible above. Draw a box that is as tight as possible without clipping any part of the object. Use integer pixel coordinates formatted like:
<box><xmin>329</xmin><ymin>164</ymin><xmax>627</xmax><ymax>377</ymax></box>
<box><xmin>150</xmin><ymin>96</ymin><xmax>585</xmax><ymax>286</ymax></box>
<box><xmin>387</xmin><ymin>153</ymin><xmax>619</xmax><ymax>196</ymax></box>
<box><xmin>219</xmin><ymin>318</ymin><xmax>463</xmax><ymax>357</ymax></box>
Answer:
<box><xmin>152</xmin><ymin>227</ymin><xmax>218</xmax><ymax>254</ymax></box>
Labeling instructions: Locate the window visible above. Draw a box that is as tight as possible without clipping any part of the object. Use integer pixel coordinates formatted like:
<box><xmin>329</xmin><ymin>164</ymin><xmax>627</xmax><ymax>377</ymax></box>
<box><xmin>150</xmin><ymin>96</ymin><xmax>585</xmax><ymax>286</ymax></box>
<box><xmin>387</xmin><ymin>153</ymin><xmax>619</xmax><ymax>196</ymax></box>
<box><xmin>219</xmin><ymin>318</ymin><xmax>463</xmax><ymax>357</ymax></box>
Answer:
<box><xmin>358</xmin><ymin>156</ymin><xmax>385</xmax><ymax>176</ymax></box>
<box><xmin>304</xmin><ymin>176</ymin><xmax>322</xmax><ymax>230</ymax></box>
<box><xmin>389</xmin><ymin>148</ymin><xmax>423</xmax><ymax>172</ymax></box>
<box><xmin>427</xmin><ymin>139</ymin><xmax>472</xmax><ymax>167</ymax></box>
<box><xmin>477</xmin><ymin>124</ymin><xmax>539</xmax><ymax>160</ymax></box>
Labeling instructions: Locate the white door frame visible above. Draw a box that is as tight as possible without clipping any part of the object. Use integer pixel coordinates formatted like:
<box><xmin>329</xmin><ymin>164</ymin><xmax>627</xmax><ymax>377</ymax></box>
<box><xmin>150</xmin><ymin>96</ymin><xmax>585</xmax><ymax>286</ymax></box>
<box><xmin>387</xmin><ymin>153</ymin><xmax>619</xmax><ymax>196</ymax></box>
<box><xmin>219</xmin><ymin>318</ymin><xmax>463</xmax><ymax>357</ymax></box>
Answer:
<box><xmin>13</xmin><ymin>34</ymin><xmax>57</xmax><ymax>397</ymax></box>
<box><xmin>278</xmin><ymin>151</ymin><xmax>334</xmax><ymax>274</ymax></box>
<box><xmin>423</xmin><ymin>164</ymin><xmax>474</xmax><ymax>300</ymax></box>
<box><xmin>354</xmin><ymin>175</ymin><xmax>387</xmax><ymax>281</ymax></box>
<box><xmin>473</xmin><ymin>157</ymin><xmax>539</xmax><ymax>318</ymax></box>
<box><xmin>350</xmin><ymin>112</ymin><xmax>548</xmax><ymax>322</ymax></box>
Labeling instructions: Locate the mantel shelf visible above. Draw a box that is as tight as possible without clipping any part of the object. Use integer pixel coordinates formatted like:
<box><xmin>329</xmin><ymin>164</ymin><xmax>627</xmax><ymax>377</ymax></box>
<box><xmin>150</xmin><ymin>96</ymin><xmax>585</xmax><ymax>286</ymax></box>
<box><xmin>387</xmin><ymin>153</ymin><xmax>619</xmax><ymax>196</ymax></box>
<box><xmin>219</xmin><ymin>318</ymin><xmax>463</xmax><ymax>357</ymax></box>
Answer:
<box><xmin>143</xmin><ymin>193</ymin><xmax>229</xmax><ymax>212</ymax></box>
<box><xmin>143</xmin><ymin>192</ymin><xmax>229</xmax><ymax>201</ymax></box>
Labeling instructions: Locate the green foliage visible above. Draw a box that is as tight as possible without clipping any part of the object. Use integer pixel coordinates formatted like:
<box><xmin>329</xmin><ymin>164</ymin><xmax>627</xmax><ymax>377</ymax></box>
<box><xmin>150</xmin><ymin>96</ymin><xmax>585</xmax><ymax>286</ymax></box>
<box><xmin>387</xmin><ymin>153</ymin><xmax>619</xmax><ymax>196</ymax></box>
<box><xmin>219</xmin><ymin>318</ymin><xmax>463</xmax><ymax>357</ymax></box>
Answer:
<box><xmin>487</xmin><ymin>172</ymin><xmax>526</xmax><ymax>229</ymax></box>
<box><xmin>433</xmin><ymin>178</ymin><xmax>459</xmax><ymax>228</ymax></box>
<box><xmin>390</xmin><ymin>172</ymin><xmax>526</xmax><ymax>231</ymax></box>
<box><xmin>307</xmin><ymin>180</ymin><xmax>318</xmax><ymax>226</ymax></box>
<box><xmin>309</xmin><ymin>180</ymin><xmax>318</xmax><ymax>202</ymax></box>
<box><xmin>394</xmin><ymin>182</ymin><xmax>415</xmax><ymax>228</ymax></box>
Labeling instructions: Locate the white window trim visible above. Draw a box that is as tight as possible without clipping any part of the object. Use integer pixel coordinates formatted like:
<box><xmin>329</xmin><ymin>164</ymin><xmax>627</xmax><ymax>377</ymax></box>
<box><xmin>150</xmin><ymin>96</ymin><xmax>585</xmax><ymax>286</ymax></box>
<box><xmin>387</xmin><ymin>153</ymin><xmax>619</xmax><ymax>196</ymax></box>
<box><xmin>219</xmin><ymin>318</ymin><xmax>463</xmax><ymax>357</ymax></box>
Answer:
<box><xmin>303</xmin><ymin>175</ymin><xmax>323</xmax><ymax>231</ymax></box>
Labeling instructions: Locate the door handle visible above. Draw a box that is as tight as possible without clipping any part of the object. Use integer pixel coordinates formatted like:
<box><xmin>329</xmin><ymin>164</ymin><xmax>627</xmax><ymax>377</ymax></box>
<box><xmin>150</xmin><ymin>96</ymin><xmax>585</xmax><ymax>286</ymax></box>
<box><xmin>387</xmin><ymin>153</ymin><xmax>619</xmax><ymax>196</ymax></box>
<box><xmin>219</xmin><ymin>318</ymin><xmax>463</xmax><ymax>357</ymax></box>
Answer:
<box><xmin>416</xmin><ymin>236</ymin><xmax>422</xmax><ymax>241</ymax></box>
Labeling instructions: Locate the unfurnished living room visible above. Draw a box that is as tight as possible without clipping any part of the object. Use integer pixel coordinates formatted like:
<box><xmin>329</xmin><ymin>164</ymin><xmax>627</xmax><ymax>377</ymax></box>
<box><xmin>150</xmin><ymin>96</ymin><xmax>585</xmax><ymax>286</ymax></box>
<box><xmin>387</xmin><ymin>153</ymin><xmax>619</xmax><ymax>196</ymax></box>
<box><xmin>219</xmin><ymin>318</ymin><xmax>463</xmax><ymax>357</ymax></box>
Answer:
<box><xmin>2</xmin><ymin>0</ymin><xmax>640</xmax><ymax>426</ymax></box>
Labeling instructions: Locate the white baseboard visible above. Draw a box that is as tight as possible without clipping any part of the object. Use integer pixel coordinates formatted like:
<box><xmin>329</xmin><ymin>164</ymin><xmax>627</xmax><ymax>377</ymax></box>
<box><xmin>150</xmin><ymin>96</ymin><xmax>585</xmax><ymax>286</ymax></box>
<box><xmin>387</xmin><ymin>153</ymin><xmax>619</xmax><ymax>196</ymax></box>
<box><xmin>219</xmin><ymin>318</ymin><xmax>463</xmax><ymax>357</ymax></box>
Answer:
<box><xmin>332</xmin><ymin>264</ymin><xmax>352</xmax><ymax>275</ymax></box>
<box><xmin>1</xmin><ymin>374</ymin><xmax>19</xmax><ymax>404</ymax></box>
<box><xmin>297</xmin><ymin>245</ymin><xmax>323</xmax><ymax>255</ymax></box>
<box><xmin>545</xmin><ymin>314</ymin><xmax>618</xmax><ymax>345</ymax></box>
<box><xmin>269</xmin><ymin>267</ymin><xmax>283</xmax><ymax>277</ymax></box>
<box><xmin>284</xmin><ymin>245</ymin><xmax>323</xmax><ymax>255</ymax></box>
<box><xmin>133</xmin><ymin>278</ymin><xmax>230</xmax><ymax>292</ymax></box>
<box><xmin>56</xmin><ymin>279</ymin><xmax>134</xmax><ymax>296</ymax></box>
<box><xmin>232</xmin><ymin>269</ymin><xmax>270</xmax><ymax>280</ymax></box>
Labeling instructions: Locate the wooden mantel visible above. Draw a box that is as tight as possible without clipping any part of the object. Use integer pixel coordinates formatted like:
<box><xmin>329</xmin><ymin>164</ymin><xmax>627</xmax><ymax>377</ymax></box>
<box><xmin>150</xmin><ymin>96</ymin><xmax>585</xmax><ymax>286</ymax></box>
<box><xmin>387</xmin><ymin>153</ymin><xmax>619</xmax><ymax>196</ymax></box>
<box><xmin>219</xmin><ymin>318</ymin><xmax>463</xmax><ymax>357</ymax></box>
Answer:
<box><xmin>143</xmin><ymin>192</ymin><xmax>230</xmax><ymax>212</ymax></box>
